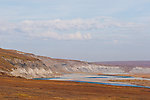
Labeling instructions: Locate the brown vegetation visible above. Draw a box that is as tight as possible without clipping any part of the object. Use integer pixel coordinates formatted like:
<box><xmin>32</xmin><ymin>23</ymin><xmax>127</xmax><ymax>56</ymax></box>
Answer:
<box><xmin>109</xmin><ymin>79</ymin><xmax>150</xmax><ymax>87</ymax></box>
<box><xmin>0</xmin><ymin>76</ymin><xmax>150</xmax><ymax>100</ymax></box>
<box><xmin>0</xmin><ymin>48</ymin><xmax>38</xmax><ymax>71</ymax></box>
<box><xmin>131</xmin><ymin>74</ymin><xmax>150</xmax><ymax>78</ymax></box>
<box><xmin>98</xmin><ymin>73</ymin><xmax>150</xmax><ymax>78</ymax></box>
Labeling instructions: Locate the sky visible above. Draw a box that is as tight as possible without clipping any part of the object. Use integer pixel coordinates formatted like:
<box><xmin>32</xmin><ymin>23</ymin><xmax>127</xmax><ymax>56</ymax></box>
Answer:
<box><xmin>0</xmin><ymin>0</ymin><xmax>150</xmax><ymax>62</ymax></box>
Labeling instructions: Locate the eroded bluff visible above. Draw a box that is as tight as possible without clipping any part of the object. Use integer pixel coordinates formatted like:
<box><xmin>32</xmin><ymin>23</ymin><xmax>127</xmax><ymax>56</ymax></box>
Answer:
<box><xmin>0</xmin><ymin>48</ymin><xmax>150</xmax><ymax>79</ymax></box>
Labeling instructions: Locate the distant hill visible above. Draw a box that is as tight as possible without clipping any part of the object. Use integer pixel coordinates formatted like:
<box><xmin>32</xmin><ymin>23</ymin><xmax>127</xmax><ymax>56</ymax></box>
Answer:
<box><xmin>94</xmin><ymin>61</ymin><xmax>150</xmax><ymax>68</ymax></box>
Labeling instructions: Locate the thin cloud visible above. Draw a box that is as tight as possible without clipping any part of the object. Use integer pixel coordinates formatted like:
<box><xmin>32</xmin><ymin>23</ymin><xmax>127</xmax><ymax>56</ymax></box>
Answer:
<box><xmin>29</xmin><ymin>31</ymin><xmax>91</xmax><ymax>40</ymax></box>
<box><xmin>21</xmin><ymin>17</ymin><xmax>138</xmax><ymax>31</ymax></box>
<box><xmin>0</xmin><ymin>17</ymin><xmax>142</xmax><ymax>41</ymax></box>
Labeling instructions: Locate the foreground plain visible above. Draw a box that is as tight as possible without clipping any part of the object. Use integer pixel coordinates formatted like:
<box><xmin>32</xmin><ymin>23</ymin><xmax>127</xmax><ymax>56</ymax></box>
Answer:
<box><xmin>0</xmin><ymin>76</ymin><xmax>150</xmax><ymax>100</ymax></box>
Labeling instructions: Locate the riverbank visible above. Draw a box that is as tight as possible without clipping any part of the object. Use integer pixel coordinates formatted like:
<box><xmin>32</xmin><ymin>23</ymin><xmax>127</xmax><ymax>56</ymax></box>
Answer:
<box><xmin>0</xmin><ymin>76</ymin><xmax>150</xmax><ymax>100</ymax></box>
<box><xmin>35</xmin><ymin>73</ymin><xmax>150</xmax><ymax>88</ymax></box>
<box><xmin>98</xmin><ymin>73</ymin><xmax>150</xmax><ymax>78</ymax></box>
<box><xmin>109</xmin><ymin>79</ymin><xmax>150</xmax><ymax>87</ymax></box>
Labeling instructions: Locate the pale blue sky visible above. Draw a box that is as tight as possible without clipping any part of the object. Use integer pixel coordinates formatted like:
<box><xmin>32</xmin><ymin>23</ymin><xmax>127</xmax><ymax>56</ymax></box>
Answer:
<box><xmin>0</xmin><ymin>0</ymin><xmax>150</xmax><ymax>61</ymax></box>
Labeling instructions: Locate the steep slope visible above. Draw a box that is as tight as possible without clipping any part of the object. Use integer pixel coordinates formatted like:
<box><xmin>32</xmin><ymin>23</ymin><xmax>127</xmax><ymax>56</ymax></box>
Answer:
<box><xmin>0</xmin><ymin>48</ymin><xmax>37</xmax><ymax>72</ymax></box>
<box><xmin>0</xmin><ymin>48</ymin><xmax>150</xmax><ymax>79</ymax></box>
<box><xmin>0</xmin><ymin>48</ymin><xmax>53</xmax><ymax>78</ymax></box>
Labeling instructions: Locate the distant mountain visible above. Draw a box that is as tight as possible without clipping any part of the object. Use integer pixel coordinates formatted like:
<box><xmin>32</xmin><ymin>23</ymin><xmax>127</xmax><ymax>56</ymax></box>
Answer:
<box><xmin>94</xmin><ymin>61</ymin><xmax>150</xmax><ymax>68</ymax></box>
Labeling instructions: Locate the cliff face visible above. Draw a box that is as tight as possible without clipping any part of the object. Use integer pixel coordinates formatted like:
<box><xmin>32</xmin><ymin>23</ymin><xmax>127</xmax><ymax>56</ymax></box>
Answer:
<box><xmin>0</xmin><ymin>48</ymin><xmax>150</xmax><ymax>79</ymax></box>
<box><xmin>9</xmin><ymin>59</ymin><xmax>53</xmax><ymax>79</ymax></box>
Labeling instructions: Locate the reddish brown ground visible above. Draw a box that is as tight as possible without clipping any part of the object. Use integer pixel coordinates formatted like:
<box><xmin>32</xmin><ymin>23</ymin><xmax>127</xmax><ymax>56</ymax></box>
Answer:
<box><xmin>109</xmin><ymin>79</ymin><xmax>150</xmax><ymax>87</ymax></box>
<box><xmin>0</xmin><ymin>76</ymin><xmax>150</xmax><ymax>100</ymax></box>
<box><xmin>98</xmin><ymin>73</ymin><xmax>150</xmax><ymax>78</ymax></box>
<box><xmin>130</xmin><ymin>74</ymin><xmax>150</xmax><ymax>78</ymax></box>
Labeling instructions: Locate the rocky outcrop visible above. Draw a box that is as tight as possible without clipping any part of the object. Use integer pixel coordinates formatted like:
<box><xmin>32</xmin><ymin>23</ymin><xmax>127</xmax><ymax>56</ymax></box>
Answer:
<box><xmin>8</xmin><ymin>58</ymin><xmax>53</xmax><ymax>79</ymax></box>
<box><xmin>0</xmin><ymin>48</ymin><xmax>150</xmax><ymax>79</ymax></box>
<box><xmin>129</xmin><ymin>67</ymin><xmax>150</xmax><ymax>74</ymax></box>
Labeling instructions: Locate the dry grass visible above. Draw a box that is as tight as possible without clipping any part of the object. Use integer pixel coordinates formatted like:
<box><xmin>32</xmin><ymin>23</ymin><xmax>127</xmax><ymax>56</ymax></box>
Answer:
<box><xmin>0</xmin><ymin>77</ymin><xmax>150</xmax><ymax>100</ymax></box>
<box><xmin>109</xmin><ymin>79</ymin><xmax>150</xmax><ymax>87</ymax></box>
<box><xmin>0</xmin><ymin>48</ymin><xmax>38</xmax><ymax>71</ymax></box>
<box><xmin>98</xmin><ymin>73</ymin><xmax>150</xmax><ymax>78</ymax></box>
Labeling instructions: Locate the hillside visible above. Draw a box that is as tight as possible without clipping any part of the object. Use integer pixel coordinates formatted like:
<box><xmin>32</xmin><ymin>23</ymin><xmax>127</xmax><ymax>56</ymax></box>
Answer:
<box><xmin>0</xmin><ymin>48</ymin><xmax>37</xmax><ymax>71</ymax></box>
<box><xmin>95</xmin><ymin>61</ymin><xmax>150</xmax><ymax>67</ymax></box>
<box><xmin>0</xmin><ymin>48</ymin><xmax>150</xmax><ymax>79</ymax></box>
